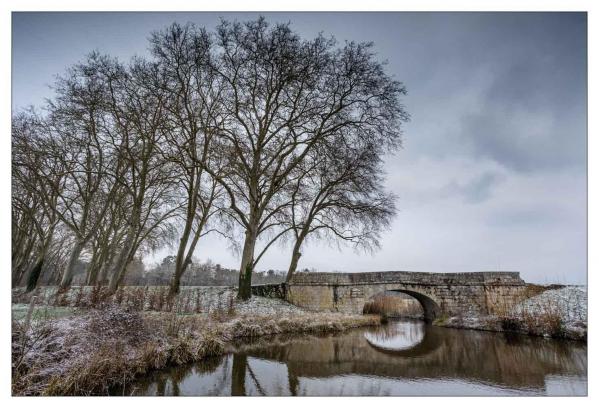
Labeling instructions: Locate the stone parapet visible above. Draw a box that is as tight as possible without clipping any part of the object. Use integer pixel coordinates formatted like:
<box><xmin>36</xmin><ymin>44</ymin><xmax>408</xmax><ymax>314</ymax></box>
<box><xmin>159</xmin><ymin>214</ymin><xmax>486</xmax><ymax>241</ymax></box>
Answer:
<box><xmin>288</xmin><ymin>271</ymin><xmax>525</xmax><ymax>286</ymax></box>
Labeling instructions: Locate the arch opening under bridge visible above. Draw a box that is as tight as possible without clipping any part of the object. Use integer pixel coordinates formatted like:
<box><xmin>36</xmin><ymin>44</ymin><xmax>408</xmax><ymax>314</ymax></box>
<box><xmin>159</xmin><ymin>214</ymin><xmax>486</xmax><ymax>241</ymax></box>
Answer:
<box><xmin>362</xmin><ymin>289</ymin><xmax>441</xmax><ymax>322</ymax></box>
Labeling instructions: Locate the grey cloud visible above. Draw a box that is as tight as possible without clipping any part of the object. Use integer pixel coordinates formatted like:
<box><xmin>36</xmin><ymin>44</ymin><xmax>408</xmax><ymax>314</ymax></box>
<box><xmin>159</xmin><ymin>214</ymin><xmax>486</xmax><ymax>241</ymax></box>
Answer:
<box><xmin>447</xmin><ymin>172</ymin><xmax>504</xmax><ymax>204</ymax></box>
<box><xmin>459</xmin><ymin>106</ymin><xmax>586</xmax><ymax>172</ymax></box>
<box><xmin>486</xmin><ymin>207</ymin><xmax>564</xmax><ymax>227</ymax></box>
<box><xmin>395</xmin><ymin>13</ymin><xmax>586</xmax><ymax>173</ymax></box>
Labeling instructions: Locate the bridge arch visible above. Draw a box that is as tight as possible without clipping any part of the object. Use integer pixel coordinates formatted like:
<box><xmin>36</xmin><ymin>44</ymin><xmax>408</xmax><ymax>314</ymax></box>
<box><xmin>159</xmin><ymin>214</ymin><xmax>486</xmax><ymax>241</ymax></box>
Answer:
<box><xmin>393</xmin><ymin>289</ymin><xmax>441</xmax><ymax>322</ymax></box>
<box><xmin>362</xmin><ymin>288</ymin><xmax>442</xmax><ymax>322</ymax></box>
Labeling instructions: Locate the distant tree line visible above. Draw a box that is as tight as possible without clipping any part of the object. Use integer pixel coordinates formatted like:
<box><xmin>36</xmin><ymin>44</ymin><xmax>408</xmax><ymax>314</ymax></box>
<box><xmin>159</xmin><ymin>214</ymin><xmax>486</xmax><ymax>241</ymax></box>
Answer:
<box><xmin>139</xmin><ymin>257</ymin><xmax>291</xmax><ymax>287</ymax></box>
<box><xmin>12</xmin><ymin>18</ymin><xmax>408</xmax><ymax>299</ymax></box>
<box><xmin>49</xmin><ymin>256</ymin><xmax>289</xmax><ymax>287</ymax></box>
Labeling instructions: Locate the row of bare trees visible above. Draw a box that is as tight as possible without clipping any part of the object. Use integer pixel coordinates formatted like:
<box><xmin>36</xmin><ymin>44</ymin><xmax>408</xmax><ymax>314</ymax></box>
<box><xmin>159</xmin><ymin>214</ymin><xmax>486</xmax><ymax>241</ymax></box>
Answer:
<box><xmin>12</xmin><ymin>18</ymin><xmax>408</xmax><ymax>299</ymax></box>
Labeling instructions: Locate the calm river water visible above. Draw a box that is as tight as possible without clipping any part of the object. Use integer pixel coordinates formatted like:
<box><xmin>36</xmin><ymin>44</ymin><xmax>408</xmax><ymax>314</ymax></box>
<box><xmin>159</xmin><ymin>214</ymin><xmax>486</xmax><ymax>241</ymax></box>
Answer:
<box><xmin>118</xmin><ymin>319</ymin><xmax>587</xmax><ymax>396</ymax></box>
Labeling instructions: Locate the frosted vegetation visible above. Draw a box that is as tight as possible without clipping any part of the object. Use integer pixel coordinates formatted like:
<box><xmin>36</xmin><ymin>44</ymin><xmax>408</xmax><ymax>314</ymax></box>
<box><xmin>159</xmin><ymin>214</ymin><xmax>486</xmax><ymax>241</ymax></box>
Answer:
<box><xmin>12</xmin><ymin>291</ymin><xmax>378</xmax><ymax>395</ymax></box>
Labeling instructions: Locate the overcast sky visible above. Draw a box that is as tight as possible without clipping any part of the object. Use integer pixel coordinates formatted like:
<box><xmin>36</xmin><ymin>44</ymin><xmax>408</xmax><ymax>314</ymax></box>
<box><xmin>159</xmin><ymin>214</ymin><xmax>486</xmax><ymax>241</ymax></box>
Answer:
<box><xmin>12</xmin><ymin>12</ymin><xmax>587</xmax><ymax>284</ymax></box>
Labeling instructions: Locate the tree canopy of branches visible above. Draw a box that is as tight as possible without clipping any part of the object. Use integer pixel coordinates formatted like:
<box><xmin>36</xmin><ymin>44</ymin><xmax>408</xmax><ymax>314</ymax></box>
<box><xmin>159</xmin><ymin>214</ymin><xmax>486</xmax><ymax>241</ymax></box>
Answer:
<box><xmin>11</xmin><ymin>17</ymin><xmax>408</xmax><ymax>297</ymax></box>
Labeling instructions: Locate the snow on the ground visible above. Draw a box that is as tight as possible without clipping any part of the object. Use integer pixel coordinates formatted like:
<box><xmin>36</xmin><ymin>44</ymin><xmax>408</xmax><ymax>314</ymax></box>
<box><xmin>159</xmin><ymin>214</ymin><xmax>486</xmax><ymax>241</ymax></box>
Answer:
<box><xmin>12</xmin><ymin>285</ymin><xmax>308</xmax><ymax>316</ymax></box>
<box><xmin>234</xmin><ymin>294</ymin><xmax>306</xmax><ymax>315</ymax></box>
<box><xmin>438</xmin><ymin>285</ymin><xmax>587</xmax><ymax>340</ymax></box>
<box><xmin>191</xmin><ymin>286</ymin><xmax>306</xmax><ymax>315</ymax></box>
<box><xmin>513</xmin><ymin>286</ymin><xmax>587</xmax><ymax>325</ymax></box>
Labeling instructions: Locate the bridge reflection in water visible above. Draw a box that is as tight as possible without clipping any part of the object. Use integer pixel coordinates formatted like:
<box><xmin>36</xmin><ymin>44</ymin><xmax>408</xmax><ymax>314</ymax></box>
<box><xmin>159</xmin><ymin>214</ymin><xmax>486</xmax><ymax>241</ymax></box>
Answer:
<box><xmin>120</xmin><ymin>320</ymin><xmax>587</xmax><ymax>396</ymax></box>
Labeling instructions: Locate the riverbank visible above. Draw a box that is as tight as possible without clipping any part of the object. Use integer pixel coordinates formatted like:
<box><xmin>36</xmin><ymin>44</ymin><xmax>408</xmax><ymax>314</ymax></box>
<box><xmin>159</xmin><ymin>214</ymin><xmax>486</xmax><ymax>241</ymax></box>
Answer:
<box><xmin>12</xmin><ymin>291</ymin><xmax>379</xmax><ymax>396</ymax></box>
<box><xmin>435</xmin><ymin>286</ymin><xmax>587</xmax><ymax>341</ymax></box>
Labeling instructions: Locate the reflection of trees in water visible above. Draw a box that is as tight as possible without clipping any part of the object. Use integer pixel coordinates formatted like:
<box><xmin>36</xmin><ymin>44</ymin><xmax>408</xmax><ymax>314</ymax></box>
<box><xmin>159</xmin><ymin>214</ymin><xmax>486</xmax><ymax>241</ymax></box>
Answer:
<box><xmin>231</xmin><ymin>354</ymin><xmax>247</xmax><ymax>396</ymax></box>
<box><xmin>125</xmin><ymin>355</ymin><xmax>228</xmax><ymax>396</ymax></box>
<box><xmin>245</xmin><ymin>359</ymin><xmax>266</xmax><ymax>395</ymax></box>
<box><xmin>231</xmin><ymin>354</ymin><xmax>288</xmax><ymax>396</ymax></box>
<box><xmin>125</xmin><ymin>321</ymin><xmax>587</xmax><ymax>395</ymax></box>
<box><xmin>195</xmin><ymin>355</ymin><xmax>225</xmax><ymax>374</ymax></box>
<box><xmin>155</xmin><ymin>376</ymin><xmax>166</xmax><ymax>396</ymax></box>
<box><xmin>251</xmin><ymin>323</ymin><xmax>586</xmax><ymax>391</ymax></box>
<box><xmin>230</xmin><ymin>354</ymin><xmax>271</xmax><ymax>396</ymax></box>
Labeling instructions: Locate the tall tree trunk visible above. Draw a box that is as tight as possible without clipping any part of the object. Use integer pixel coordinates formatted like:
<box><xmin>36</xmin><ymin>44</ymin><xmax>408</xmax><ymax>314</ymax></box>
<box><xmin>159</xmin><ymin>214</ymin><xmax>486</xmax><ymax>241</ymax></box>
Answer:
<box><xmin>11</xmin><ymin>250</ymin><xmax>20</xmax><ymax>285</ymax></box>
<box><xmin>98</xmin><ymin>232</ymin><xmax>120</xmax><ymax>285</ymax></box>
<box><xmin>115</xmin><ymin>249</ymin><xmax>137</xmax><ymax>288</ymax></box>
<box><xmin>98</xmin><ymin>258</ymin><xmax>110</xmax><ymax>285</ymax></box>
<box><xmin>286</xmin><ymin>231</ymin><xmax>308</xmax><ymax>282</ymax></box>
<box><xmin>25</xmin><ymin>257</ymin><xmax>44</xmax><ymax>293</ymax></box>
<box><xmin>286</xmin><ymin>249</ymin><xmax>301</xmax><ymax>283</ymax></box>
<box><xmin>107</xmin><ymin>210</ymin><xmax>139</xmax><ymax>293</ymax></box>
<box><xmin>59</xmin><ymin>239</ymin><xmax>85</xmax><ymax>289</ymax></box>
<box><xmin>285</xmin><ymin>240</ymin><xmax>302</xmax><ymax>282</ymax></box>
<box><xmin>237</xmin><ymin>227</ymin><xmax>257</xmax><ymax>300</ymax></box>
<box><xmin>107</xmin><ymin>237</ymin><xmax>135</xmax><ymax>293</ymax></box>
<box><xmin>85</xmin><ymin>246</ymin><xmax>101</xmax><ymax>286</ymax></box>
<box><xmin>170</xmin><ymin>217</ymin><xmax>205</xmax><ymax>297</ymax></box>
<box><xmin>26</xmin><ymin>221</ymin><xmax>56</xmax><ymax>292</ymax></box>
<box><xmin>170</xmin><ymin>210</ymin><xmax>194</xmax><ymax>297</ymax></box>
<box><xmin>25</xmin><ymin>228</ymin><xmax>55</xmax><ymax>292</ymax></box>
<box><xmin>13</xmin><ymin>234</ymin><xmax>37</xmax><ymax>287</ymax></box>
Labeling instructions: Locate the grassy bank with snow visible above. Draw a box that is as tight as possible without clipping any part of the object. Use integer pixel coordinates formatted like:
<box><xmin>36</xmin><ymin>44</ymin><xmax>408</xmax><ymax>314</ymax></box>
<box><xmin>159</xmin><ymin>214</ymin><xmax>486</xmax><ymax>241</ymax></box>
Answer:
<box><xmin>12</xmin><ymin>290</ymin><xmax>379</xmax><ymax>396</ymax></box>
<box><xmin>435</xmin><ymin>285</ymin><xmax>587</xmax><ymax>341</ymax></box>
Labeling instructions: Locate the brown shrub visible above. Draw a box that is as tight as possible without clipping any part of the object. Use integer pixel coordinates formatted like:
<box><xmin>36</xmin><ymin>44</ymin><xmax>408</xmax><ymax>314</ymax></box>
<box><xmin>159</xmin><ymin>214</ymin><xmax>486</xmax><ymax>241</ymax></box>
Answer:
<box><xmin>87</xmin><ymin>284</ymin><xmax>109</xmax><ymax>307</ymax></box>
<box><xmin>500</xmin><ymin>316</ymin><xmax>522</xmax><ymax>332</ymax></box>
<box><xmin>125</xmin><ymin>287</ymin><xmax>147</xmax><ymax>311</ymax></box>
<box><xmin>524</xmin><ymin>284</ymin><xmax>549</xmax><ymax>299</ymax></box>
<box><xmin>165</xmin><ymin>311</ymin><xmax>184</xmax><ymax>337</ymax></box>
<box><xmin>45</xmin><ymin>342</ymin><xmax>131</xmax><ymax>395</ymax></box>
<box><xmin>195</xmin><ymin>336</ymin><xmax>224</xmax><ymax>359</ymax></box>
<box><xmin>73</xmin><ymin>286</ymin><xmax>85</xmax><ymax>307</ymax></box>
<box><xmin>52</xmin><ymin>288</ymin><xmax>69</xmax><ymax>307</ymax></box>
<box><xmin>87</xmin><ymin>306</ymin><xmax>145</xmax><ymax>344</ymax></box>
<box><xmin>138</xmin><ymin>341</ymin><xmax>169</xmax><ymax>371</ymax></box>
<box><xmin>168</xmin><ymin>337</ymin><xmax>194</xmax><ymax>365</ymax></box>
<box><xmin>363</xmin><ymin>295</ymin><xmax>422</xmax><ymax>318</ymax></box>
<box><xmin>114</xmin><ymin>287</ymin><xmax>124</xmax><ymax>305</ymax></box>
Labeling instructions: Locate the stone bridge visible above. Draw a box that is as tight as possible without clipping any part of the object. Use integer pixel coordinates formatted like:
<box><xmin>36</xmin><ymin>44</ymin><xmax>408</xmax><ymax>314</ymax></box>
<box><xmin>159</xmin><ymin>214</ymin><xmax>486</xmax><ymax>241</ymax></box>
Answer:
<box><xmin>252</xmin><ymin>271</ymin><xmax>528</xmax><ymax>320</ymax></box>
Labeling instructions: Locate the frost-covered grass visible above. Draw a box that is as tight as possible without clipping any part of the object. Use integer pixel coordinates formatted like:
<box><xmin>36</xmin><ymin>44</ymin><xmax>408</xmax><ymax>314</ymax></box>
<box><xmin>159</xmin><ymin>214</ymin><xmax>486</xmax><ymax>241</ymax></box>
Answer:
<box><xmin>12</xmin><ymin>285</ymin><xmax>304</xmax><ymax>316</ymax></box>
<box><xmin>12</xmin><ymin>296</ymin><xmax>379</xmax><ymax>396</ymax></box>
<box><xmin>502</xmin><ymin>286</ymin><xmax>587</xmax><ymax>339</ymax></box>
<box><xmin>513</xmin><ymin>286</ymin><xmax>587</xmax><ymax>324</ymax></box>
<box><xmin>12</xmin><ymin>304</ymin><xmax>79</xmax><ymax>321</ymax></box>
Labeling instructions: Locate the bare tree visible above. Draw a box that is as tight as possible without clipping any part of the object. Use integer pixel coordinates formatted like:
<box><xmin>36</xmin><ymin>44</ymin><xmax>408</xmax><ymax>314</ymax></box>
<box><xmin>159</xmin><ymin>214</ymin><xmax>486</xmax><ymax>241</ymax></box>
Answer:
<box><xmin>83</xmin><ymin>192</ymin><xmax>129</xmax><ymax>285</ymax></box>
<box><xmin>150</xmin><ymin>23</ymin><xmax>227</xmax><ymax>296</ymax></box>
<box><xmin>12</xmin><ymin>122</ymin><xmax>41</xmax><ymax>285</ymax></box>
<box><xmin>12</xmin><ymin>113</ymin><xmax>66</xmax><ymax>290</ymax></box>
<box><xmin>285</xmin><ymin>134</ymin><xmax>397</xmax><ymax>281</ymax></box>
<box><xmin>97</xmin><ymin>56</ymin><xmax>180</xmax><ymax>293</ymax></box>
<box><xmin>40</xmin><ymin>55</ymin><xmax>127</xmax><ymax>289</ymax></box>
<box><xmin>204</xmin><ymin>18</ymin><xmax>407</xmax><ymax>299</ymax></box>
